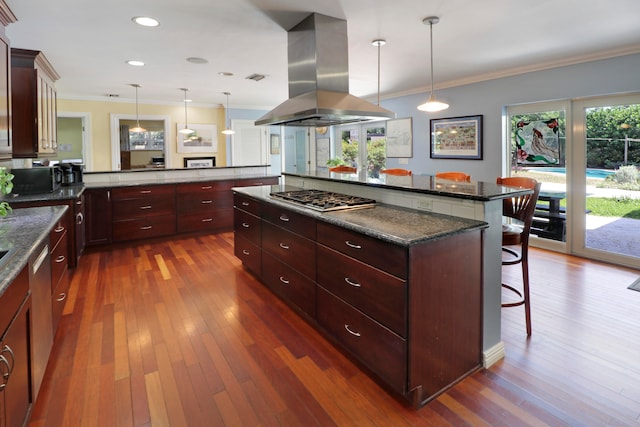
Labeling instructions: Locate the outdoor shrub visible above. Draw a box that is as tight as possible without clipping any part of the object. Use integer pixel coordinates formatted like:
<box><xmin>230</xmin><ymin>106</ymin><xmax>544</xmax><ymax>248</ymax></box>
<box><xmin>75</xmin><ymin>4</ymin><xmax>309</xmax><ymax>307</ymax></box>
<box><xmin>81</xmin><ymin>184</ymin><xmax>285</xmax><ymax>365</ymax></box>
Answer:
<box><xmin>601</xmin><ymin>165</ymin><xmax>640</xmax><ymax>190</ymax></box>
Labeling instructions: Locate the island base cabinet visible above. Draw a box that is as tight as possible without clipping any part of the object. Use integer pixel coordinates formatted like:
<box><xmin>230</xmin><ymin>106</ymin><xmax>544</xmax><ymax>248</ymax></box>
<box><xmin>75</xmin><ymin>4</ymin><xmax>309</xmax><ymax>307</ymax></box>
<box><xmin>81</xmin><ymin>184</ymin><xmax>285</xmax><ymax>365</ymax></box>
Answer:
<box><xmin>261</xmin><ymin>251</ymin><xmax>316</xmax><ymax>318</ymax></box>
<box><xmin>234</xmin><ymin>234</ymin><xmax>261</xmax><ymax>275</ymax></box>
<box><xmin>317</xmin><ymin>287</ymin><xmax>407</xmax><ymax>394</ymax></box>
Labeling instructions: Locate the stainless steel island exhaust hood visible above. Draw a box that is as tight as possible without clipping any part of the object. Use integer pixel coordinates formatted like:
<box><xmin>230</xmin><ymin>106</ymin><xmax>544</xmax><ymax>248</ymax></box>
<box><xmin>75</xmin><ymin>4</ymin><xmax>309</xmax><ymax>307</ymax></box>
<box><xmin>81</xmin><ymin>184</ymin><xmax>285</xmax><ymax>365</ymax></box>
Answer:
<box><xmin>255</xmin><ymin>13</ymin><xmax>395</xmax><ymax>127</ymax></box>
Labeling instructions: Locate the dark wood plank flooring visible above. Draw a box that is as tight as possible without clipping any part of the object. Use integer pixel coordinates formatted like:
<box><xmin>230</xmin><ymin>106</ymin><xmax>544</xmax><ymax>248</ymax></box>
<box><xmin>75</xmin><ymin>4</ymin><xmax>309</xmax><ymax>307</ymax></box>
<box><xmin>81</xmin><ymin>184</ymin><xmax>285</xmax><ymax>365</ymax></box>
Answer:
<box><xmin>28</xmin><ymin>233</ymin><xmax>640</xmax><ymax>426</ymax></box>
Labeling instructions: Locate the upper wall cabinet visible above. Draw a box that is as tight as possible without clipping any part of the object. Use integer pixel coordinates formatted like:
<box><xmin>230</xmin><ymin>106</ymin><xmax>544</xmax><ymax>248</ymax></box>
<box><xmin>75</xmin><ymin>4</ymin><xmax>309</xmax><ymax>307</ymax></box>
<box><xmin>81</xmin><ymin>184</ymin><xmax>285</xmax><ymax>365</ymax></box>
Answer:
<box><xmin>0</xmin><ymin>2</ymin><xmax>16</xmax><ymax>160</ymax></box>
<box><xmin>11</xmin><ymin>48</ymin><xmax>60</xmax><ymax>158</ymax></box>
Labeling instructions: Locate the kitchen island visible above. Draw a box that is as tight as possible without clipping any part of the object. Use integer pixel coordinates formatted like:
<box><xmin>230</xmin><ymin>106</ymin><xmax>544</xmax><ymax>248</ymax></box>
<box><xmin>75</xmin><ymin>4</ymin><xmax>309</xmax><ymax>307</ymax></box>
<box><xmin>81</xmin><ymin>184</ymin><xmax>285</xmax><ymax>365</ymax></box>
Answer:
<box><xmin>281</xmin><ymin>171</ymin><xmax>531</xmax><ymax>369</ymax></box>
<box><xmin>233</xmin><ymin>184</ymin><xmax>488</xmax><ymax>407</ymax></box>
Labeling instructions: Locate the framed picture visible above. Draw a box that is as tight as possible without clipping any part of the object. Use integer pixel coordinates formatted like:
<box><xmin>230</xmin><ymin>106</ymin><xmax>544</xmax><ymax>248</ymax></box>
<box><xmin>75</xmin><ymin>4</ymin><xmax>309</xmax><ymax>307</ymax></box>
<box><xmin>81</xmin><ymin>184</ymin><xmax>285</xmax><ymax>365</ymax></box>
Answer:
<box><xmin>177</xmin><ymin>123</ymin><xmax>218</xmax><ymax>153</ymax></box>
<box><xmin>184</xmin><ymin>156</ymin><xmax>215</xmax><ymax>168</ymax></box>
<box><xmin>430</xmin><ymin>115</ymin><xmax>483</xmax><ymax>160</ymax></box>
<box><xmin>386</xmin><ymin>117</ymin><xmax>413</xmax><ymax>158</ymax></box>
<box><xmin>270</xmin><ymin>134</ymin><xmax>280</xmax><ymax>155</ymax></box>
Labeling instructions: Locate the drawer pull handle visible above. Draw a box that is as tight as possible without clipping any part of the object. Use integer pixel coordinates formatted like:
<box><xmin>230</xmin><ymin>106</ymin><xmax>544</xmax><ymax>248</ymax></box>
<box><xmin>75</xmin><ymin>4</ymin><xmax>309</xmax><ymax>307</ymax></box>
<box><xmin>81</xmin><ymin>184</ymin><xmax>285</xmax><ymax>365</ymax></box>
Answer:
<box><xmin>344</xmin><ymin>325</ymin><xmax>361</xmax><ymax>337</ymax></box>
<box><xmin>76</xmin><ymin>212</ymin><xmax>84</xmax><ymax>225</ymax></box>
<box><xmin>139</xmin><ymin>205</ymin><xmax>152</xmax><ymax>210</ymax></box>
<box><xmin>345</xmin><ymin>240</ymin><xmax>362</xmax><ymax>249</ymax></box>
<box><xmin>279</xmin><ymin>276</ymin><xmax>290</xmax><ymax>285</ymax></box>
<box><xmin>54</xmin><ymin>226</ymin><xmax>65</xmax><ymax>233</ymax></box>
<box><xmin>201</xmin><ymin>186</ymin><xmax>213</xmax><ymax>190</ymax></box>
<box><xmin>241</xmin><ymin>223</ymin><xmax>250</xmax><ymax>228</ymax></box>
<box><xmin>2</xmin><ymin>345</ymin><xmax>14</xmax><ymax>373</ymax></box>
<box><xmin>201</xmin><ymin>200</ymin><xmax>213</xmax><ymax>204</ymax></box>
<box><xmin>0</xmin><ymin>356</ymin><xmax>9</xmax><ymax>387</ymax></box>
<box><xmin>201</xmin><ymin>218</ymin><xmax>213</xmax><ymax>222</ymax></box>
<box><xmin>344</xmin><ymin>277</ymin><xmax>361</xmax><ymax>288</ymax></box>
<box><xmin>242</xmin><ymin>249</ymin><xmax>250</xmax><ymax>255</ymax></box>
<box><xmin>279</xmin><ymin>243</ymin><xmax>290</xmax><ymax>250</ymax></box>
<box><xmin>241</xmin><ymin>201</ymin><xmax>250</xmax><ymax>206</ymax></box>
<box><xmin>279</xmin><ymin>214</ymin><xmax>290</xmax><ymax>222</ymax></box>
<box><xmin>57</xmin><ymin>292</ymin><xmax>67</xmax><ymax>302</ymax></box>
<box><xmin>140</xmin><ymin>226</ymin><xmax>153</xmax><ymax>230</ymax></box>
<box><xmin>55</xmin><ymin>255</ymin><xmax>66</xmax><ymax>263</ymax></box>
<box><xmin>140</xmin><ymin>190</ymin><xmax>152</xmax><ymax>194</ymax></box>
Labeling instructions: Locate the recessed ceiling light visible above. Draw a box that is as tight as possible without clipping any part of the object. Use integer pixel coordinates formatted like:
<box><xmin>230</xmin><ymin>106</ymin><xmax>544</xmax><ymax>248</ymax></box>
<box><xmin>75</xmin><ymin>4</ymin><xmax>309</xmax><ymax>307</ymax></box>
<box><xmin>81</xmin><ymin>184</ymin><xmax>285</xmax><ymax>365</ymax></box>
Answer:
<box><xmin>186</xmin><ymin>57</ymin><xmax>208</xmax><ymax>64</ymax></box>
<box><xmin>126</xmin><ymin>60</ymin><xmax>145</xmax><ymax>67</ymax></box>
<box><xmin>132</xmin><ymin>16</ymin><xmax>159</xmax><ymax>27</ymax></box>
<box><xmin>218</xmin><ymin>72</ymin><xmax>234</xmax><ymax>77</ymax></box>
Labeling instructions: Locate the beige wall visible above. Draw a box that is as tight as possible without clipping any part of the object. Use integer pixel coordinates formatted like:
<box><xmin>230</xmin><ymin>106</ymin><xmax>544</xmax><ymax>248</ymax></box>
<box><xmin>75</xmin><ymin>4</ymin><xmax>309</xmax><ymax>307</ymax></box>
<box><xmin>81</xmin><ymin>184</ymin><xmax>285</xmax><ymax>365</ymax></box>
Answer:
<box><xmin>57</xmin><ymin>99</ymin><xmax>226</xmax><ymax>171</ymax></box>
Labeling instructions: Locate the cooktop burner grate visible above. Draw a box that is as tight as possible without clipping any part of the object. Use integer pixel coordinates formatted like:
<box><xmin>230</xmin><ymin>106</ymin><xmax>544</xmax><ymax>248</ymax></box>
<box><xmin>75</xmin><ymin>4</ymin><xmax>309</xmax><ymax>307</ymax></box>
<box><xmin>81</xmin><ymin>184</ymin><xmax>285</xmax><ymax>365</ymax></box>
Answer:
<box><xmin>270</xmin><ymin>189</ymin><xmax>376</xmax><ymax>212</ymax></box>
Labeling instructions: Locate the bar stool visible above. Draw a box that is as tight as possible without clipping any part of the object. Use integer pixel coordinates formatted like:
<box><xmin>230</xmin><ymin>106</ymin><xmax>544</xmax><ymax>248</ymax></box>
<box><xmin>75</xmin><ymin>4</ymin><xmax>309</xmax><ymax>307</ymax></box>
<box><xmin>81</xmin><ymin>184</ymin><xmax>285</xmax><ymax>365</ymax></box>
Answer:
<box><xmin>496</xmin><ymin>176</ymin><xmax>541</xmax><ymax>336</ymax></box>
<box><xmin>329</xmin><ymin>165</ymin><xmax>357</xmax><ymax>173</ymax></box>
<box><xmin>380</xmin><ymin>168</ymin><xmax>412</xmax><ymax>176</ymax></box>
<box><xmin>435</xmin><ymin>172</ymin><xmax>471</xmax><ymax>182</ymax></box>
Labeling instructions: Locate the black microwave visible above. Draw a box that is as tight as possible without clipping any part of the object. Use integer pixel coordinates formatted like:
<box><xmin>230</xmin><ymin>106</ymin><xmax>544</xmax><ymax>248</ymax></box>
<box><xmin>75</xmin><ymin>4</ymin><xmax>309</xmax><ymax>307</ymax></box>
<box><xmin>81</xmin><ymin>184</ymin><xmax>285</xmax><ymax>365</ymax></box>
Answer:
<box><xmin>11</xmin><ymin>166</ymin><xmax>63</xmax><ymax>195</ymax></box>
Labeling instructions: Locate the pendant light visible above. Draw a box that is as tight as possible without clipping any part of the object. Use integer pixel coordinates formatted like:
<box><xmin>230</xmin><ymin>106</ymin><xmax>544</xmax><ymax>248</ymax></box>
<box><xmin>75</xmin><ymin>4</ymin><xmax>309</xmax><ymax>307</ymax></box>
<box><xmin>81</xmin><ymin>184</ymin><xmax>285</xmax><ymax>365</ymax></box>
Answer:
<box><xmin>417</xmin><ymin>16</ymin><xmax>449</xmax><ymax>112</ymax></box>
<box><xmin>178</xmin><ymin>88</ymin><xmax>194</xmax><ymax>134</ymax></box>
<box><xmin>221</xmin><ymin>92</ymin><xmax>235</xmax><ymax>135</ymax></box>
<box><xmin>129</xmin><ymin>84</ymin><xmax>146</xmax><ymax>133</ymax></box>
<box><xmin>372</xmin><ymin>39</ymin><xmax>386</xmax><ymax>107</ymax></box>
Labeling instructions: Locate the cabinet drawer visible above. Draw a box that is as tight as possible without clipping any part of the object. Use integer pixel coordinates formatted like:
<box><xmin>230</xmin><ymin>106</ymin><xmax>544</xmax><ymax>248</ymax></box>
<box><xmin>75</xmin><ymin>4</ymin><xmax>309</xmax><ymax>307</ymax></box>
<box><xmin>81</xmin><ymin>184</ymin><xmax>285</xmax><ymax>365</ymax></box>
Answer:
<box><xmin>233</xmin><ymin>193</ymin><xmax>262</xmax><ymax>217</ymax></box>
<box><xmin>317</xmin><ymin>244</ymin><xmax>407</xmax><ymax>337</ymax></box>
<box><xmin>177</xmin><ymin>210</ymin><xmax>233</xmax><ymax>233</ymax></box>
<box><xmin>234</xmin><ymin>177</ymin><xmax>279</xmax><ymax>187</ymax></box>
<box><xmin>111</xmin><ymin>184</ymin><xmax>175</xmax><ymax>201</ymax></box>
<box><xmin>177</xmin><ymin>192</ymin><xmax>233</xmax><ymax>214</ymax></box>
<box><xmin>112</xmin><ymin>196</ymin><xmax>176</xmax><ymax>220</ymax></box>
<box><xmin>317</xmin><ymin>287</ymin><xmax>407</xmax><ymax>393</ymax></box>
<box><xmin>0</xmin><ymin>267</ymin><xmax>29</xmax><ymax>335</ymax></box>
<box><xmin>317</xmin><ymin>221</ymin><xmax>407</xmax><ymax>279</ymax></box>
<box><xmin>50</xmin><ymin>229</ymin><xmax>68</xmax><ymax>292</ymax></box>
<box><xmin>262</xmin><ymin>251</ymin><xmax>316</xmax><ymax>318</ymax></box>
<box><xmin>49</xmin><ymin>217</ymin><xmax>67</xmax><ymax>249</ymax></box>
<box><xmin>234</xmin><ymin>234</ymin><xmax>261</xmax><ymax>275</ymax></box>
<box><xmin>112</xmin><ymin>214</ymin><xmax>176</xmax><ymax>242</ymax></box>
<box><xmin>262</xmin><ymin>221</ymin><xmax>316</xmax><ymax>280</ymax></box>
<box><xmin>263</xmin><ymin>203</ymin><xmax>316</xmax><ymax>240</ymax></box>
<box><xmin>177</xmin><ymin>180</ymin><xmax>234</xmax><ymax>193</ymax></box>
<box><xmin>51</xmin><ymin>269</ymin><xmax>71</xmax><ymax>333</ymax></box>
<box><xmin>234</xmin><ymin>208</ymin><xmax>261</xmax><ymax>245</ymax></box>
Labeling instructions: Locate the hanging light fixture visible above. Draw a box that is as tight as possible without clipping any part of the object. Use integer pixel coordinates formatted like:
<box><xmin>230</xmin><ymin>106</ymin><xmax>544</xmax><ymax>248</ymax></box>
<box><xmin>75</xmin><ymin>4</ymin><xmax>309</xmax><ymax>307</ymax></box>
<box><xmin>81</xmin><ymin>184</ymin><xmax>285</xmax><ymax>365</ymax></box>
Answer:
<box><xmin>417</xmin><ymin>16</ymin><xmax>449</xmax><ymax>113</ymax></box>
<box><xmin>178</xmin><ymin>88</ymin><xmax>194</xmax><ymax>134</ymax></box>
<box><xmin>372</xmin><ymin>39</ymin><xmax>386</xmax><ymax>107</ymax></box>
<box><xmin>221</xmin><ymin>92</ymin><xmax>235</xmax><ymax>135</ymax></box>
<box><xmin>129</xmin><ymin>84</ymin><xmax>146</xmax><ymax>133</ymax></box>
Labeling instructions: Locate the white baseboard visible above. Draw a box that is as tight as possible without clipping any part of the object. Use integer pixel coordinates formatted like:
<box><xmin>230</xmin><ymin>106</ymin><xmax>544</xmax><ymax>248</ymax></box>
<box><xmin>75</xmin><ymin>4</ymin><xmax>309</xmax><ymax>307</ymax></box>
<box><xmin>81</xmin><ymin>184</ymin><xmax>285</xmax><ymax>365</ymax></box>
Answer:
<box><xmin>483</xmin><ymin>341</ymin><xmax>506</xmax><ymax>368</ymax></box>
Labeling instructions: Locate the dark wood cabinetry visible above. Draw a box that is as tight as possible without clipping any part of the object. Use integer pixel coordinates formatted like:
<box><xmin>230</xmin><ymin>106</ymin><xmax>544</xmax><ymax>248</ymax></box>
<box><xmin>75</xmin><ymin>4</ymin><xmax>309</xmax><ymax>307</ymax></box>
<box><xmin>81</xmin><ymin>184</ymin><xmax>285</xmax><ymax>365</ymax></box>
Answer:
<box><xmin>0</xmin><ymin>267</ymin><xmax>31</xmax><ymax>427</ymax></box>
<box><xmin>176</xmin><ymin>180</ymin><xmax>234</xmax><ymax>233</ymax></box>
<box><xmin>233</xmin><ymin>191</ymin><xmax>484</xmax><ymax>408</ymax></box>
<box><xmin>10</xmin><ymin>48</ymin><xmax>60</xmax><ymax>158</ymax></box>
<box><xmin>50</xmin><ymin>214</ymin><xmax>69</xmax><ymax>333</ymax></box>
<box><xmin>84</xmin><ymin>188</ymin><xmax>112</xmax><ymax>246</ymax></box>
<box><xmin>0</xmin><ymin>5</ymin><xmax>14</xmax><ymax>159</ymax></box>
<box><xmin>111</xmin><ymin>185</ymin><xmax>176</xmax><ymax>242</ymax></box>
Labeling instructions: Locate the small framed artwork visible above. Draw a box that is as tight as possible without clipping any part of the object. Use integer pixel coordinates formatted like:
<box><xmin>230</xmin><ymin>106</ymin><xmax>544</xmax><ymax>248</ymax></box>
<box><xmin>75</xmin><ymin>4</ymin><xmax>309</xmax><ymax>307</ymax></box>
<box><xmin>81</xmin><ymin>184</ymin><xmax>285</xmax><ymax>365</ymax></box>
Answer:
<box><xmin>270</xmin><ymin>134</ymin><xmax>280</xmax><ymax>154</ymax></box>
<box><xmin>386</xmin><ymin>117</ymin><xmax>413</xmax><ymax>158</ymax></box>
<box><xmin>184</xmin><ymin>156</ymin><xmax>216</xmax><ymax>168</ymax></box>
<box><xmin>430</xmin><ymin>115</ymin><xmax>483</xmax><ymax>160</ymax></box>
<box><xmin>177</xmin><ymin>123</ymin><xmax>218</xmax><ymax>153</ymax></box>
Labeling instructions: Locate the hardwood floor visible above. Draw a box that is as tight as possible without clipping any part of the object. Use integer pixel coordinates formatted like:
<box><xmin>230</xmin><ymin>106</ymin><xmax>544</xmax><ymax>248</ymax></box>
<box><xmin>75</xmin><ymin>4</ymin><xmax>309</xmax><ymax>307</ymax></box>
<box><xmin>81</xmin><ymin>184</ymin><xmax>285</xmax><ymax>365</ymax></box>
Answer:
<box><xmin>29</xmin><ymin>233</ymin><xmax>640</xmax><ymax>426</ymax></box>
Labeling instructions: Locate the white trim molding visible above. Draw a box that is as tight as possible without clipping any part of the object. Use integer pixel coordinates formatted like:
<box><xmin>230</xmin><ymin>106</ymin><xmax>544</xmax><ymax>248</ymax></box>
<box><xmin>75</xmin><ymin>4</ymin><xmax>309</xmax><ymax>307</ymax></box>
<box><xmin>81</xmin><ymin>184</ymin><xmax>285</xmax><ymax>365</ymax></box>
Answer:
<box><xmin>483</xmin><ymin>341</ymin><xmax>506</xmax><ymax>368</ymax></box>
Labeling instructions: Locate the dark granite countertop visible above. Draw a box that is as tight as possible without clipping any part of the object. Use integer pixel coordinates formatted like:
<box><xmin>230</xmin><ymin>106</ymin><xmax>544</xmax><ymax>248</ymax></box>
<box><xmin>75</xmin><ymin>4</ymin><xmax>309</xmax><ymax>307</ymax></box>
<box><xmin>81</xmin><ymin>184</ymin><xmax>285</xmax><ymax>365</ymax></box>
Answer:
<box><xmin>0</xmin><ymin>206</ymin><xmax>68</xmax><ymax>297</ymax></box>
<box><xmin>232</xmin><ymin>184</ymin><xmax>488</xmax><ymax>246</ymax></box>
<box><xmin>283</xmin><ymin>171</ymin><xmax>530</xmax><ymax>201</ymax></box>
<box><xmin>1</xmin><ymin>185</ymin><xmax>85</xmax><ymax>204</ymax></box>
<box><xmin>84</xmin><ymin>173</ymin><xmax>280</xmax><ymax>189</ymax></box>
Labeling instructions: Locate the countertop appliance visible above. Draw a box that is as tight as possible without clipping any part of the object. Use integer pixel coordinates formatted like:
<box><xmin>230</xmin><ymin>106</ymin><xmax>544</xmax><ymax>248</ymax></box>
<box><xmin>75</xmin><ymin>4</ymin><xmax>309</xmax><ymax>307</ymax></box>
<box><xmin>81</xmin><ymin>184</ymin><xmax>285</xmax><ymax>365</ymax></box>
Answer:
<box><xmin>270</xmin><ymin>189</ymin><xmax>376</xmax><ymax>212</ymax></box>
<box><xmin>11</xmin><ymin>166</ymin><xmax>62</xmax><ymax>194</ymax></box>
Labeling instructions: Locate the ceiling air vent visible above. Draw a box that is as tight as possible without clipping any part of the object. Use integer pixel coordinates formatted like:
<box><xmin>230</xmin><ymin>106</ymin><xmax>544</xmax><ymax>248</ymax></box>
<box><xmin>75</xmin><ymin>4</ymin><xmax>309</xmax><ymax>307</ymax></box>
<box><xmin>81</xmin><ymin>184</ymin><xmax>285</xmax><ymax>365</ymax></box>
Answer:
<box><xmin>246</xmin><ymin>73</ymin><xmax>266</xmax><ymax>82</ymax></box>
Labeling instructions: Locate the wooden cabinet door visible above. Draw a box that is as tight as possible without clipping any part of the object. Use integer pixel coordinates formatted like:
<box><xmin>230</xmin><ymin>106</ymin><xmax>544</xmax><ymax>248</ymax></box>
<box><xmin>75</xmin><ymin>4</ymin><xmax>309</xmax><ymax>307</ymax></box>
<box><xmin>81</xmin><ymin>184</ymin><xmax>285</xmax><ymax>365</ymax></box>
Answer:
<box><xmin>85</xmin><ymin>189</ymin><xmax>112</xmax><ymax>246</ymax></box>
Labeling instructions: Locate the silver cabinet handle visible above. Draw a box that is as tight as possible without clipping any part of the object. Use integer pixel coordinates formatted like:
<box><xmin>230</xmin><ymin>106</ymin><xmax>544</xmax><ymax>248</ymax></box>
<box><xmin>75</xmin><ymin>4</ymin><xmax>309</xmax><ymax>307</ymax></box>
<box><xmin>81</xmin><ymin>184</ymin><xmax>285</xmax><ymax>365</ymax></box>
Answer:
<box><xmin>241</xmin><ymin>201</ymin><xmax>250</xmax><ymax>206</ymax></box>
<box><xmin>201</xmin><ymin>185</ymin><xmax>213</xmax><ymax>190</ymax></box>
<box><xmin>0</xmin><ymin>355</ymin><xmax>9</xmax><ymax>390</ymax></box>
<box><xmin>140</xmin><ymin>190</ymin><xmax>152</xmax><ymax>194</ymax></box>
<box><xmin>279</xmin><ymin>276</ymin><xmax>290</xmax><ymax>285</ymax></box>
<box><xmin>242</xmin><ymin>249</ymin><xmax>250</xmax><ymax>255</ymax></box>
<box><xmin>201</xmin><ymin>200</ymin><xmax>213</xmax><ymax>204</ymax></box>
<box><xmin>139</xmin><ymin>205</ymin><xmax>152</xmax><ymax>210</ymax></box>
<box><xmin>201</xmin><ymin>218</ymin><xmax>213</xmax><ymax>222</ymax></box>
<box><xmin>55</xmin><ymin>255</ymin><xmax>66</xmax><ymax>263</ymax></box>
<box><xmin>344</xmin><ymin>325</ymin><xmax>361</xmax><ymax>337</ymax></box>
<box><xmin>279</xmin><ymin>214</ymin><xmax>290</xmax><ymax>222</ymax></box>
<box><xmin>241</xmin><ymin>223</ymin><xmax>250</xmax><ymax>228</ymax></box>
<box><xmin>140</xmin><ymin>226</ymin><xmax>153</xmax><ymax>230</ymax></box>
<box><xmin>345</xmin><ymin>240</ymin><xmax>362</xmax><ymax>249</ymax></box>
<box><xmin>1</xmin><ymin>345</ymin><xmax>14</xmax><ymax>374</ymax></box>
<box><xmin>76</xmin><ymin>212</ymin><xmax>84</xmax><ymax>225</ymax></box>
<box><xmin>279</xmin><ymin>242</ymin><xmax>290</xmax><ymax>250</ymax></box>
<box><xmin>344</xmin><ymin>277</ymin><xmax>361</xmax><ymax>288</ymax></box>
<box><xmin>54</xmin><ymin>226</ymin><xmax>65</xmax><ymax>233</ymax></box>
<box><xmin>57</xmin><ymin>292</ymin><xmax>67</xmax><ymax>302</ymax></box>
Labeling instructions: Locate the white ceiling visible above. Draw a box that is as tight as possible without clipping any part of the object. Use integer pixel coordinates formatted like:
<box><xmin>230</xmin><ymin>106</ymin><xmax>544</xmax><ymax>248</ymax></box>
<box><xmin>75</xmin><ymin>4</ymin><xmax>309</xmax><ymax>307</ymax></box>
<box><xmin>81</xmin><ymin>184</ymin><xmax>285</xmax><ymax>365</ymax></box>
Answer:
<box><xmin>5</xmin><ymin>0</ymin><xmax>640</xmax><ymax>109</ymax></box>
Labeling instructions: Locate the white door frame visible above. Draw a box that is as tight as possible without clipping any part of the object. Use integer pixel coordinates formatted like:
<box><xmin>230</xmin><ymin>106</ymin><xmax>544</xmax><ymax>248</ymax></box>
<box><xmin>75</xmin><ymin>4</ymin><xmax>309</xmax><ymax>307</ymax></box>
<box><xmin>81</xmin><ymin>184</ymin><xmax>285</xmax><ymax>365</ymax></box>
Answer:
<box><xmin>58</xmin><ymin>111</ymin><xmax>93</xmax><ymax>171</ymax></box>
<box><xmin>109</xmin><ymin>114</ymin><xmax>171</xmax><ymax>171</ymax></box>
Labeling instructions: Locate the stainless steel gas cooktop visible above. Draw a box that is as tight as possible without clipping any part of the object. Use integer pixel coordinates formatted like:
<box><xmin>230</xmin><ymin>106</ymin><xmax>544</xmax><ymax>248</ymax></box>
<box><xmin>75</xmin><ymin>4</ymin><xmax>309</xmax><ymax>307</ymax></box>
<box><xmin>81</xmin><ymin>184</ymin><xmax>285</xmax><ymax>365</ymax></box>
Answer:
<box><xmin>270</xmin><ymin>189</ymin><xmax>376</xmax><ymax>212</ymax></box>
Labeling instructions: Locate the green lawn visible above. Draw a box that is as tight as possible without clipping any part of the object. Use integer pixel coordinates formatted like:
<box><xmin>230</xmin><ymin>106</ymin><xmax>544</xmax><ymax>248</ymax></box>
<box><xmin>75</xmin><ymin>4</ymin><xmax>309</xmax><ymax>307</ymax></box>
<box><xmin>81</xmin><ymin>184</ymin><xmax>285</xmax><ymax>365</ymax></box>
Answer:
<box><xmin>586</xmin><ymin>197</ymin><xmax>640</xmax><ymax>219</ymax></box>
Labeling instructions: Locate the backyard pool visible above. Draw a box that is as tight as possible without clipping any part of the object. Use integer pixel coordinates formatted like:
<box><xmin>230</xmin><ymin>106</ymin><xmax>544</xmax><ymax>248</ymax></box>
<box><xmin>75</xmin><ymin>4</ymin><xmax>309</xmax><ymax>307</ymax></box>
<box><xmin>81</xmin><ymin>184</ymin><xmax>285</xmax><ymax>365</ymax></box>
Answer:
<box><xmin>527</xmin><ymin>167</ymin><xmax>614</xmax><ymax>179</ymax></box>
